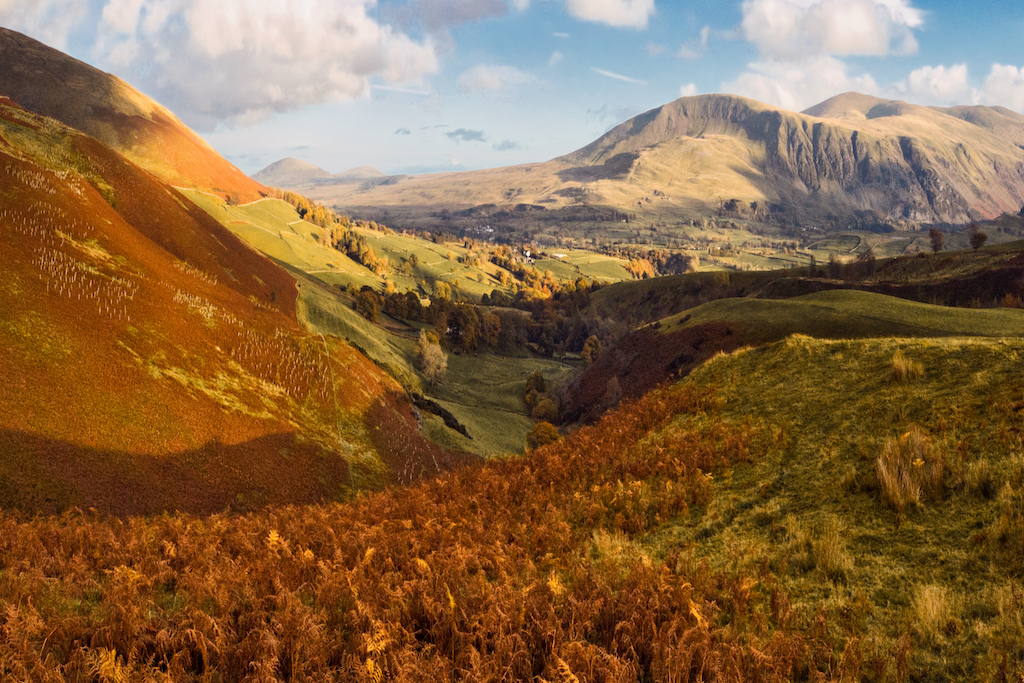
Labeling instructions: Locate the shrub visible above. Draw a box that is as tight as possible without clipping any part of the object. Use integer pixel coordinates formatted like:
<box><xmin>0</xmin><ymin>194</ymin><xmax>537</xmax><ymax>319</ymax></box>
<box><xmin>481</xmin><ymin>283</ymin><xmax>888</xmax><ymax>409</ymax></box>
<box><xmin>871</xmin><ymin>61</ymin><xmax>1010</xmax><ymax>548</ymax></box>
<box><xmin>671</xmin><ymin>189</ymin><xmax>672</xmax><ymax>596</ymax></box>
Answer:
<box><xmin>891</xmin><ymin>351</ymin><xmax>924</xmax><ymax>383</ymax></box>
<box><xmin>416</xmin><ymin>330</ymin><xmax>447</xmax><ymax>384</ymax></box>
<box><xmin>526</xmin><ymin>421</ymin><xmax>559</xmax><ymax>450</ymax></box>
<box><xmin>876</xmin><ymin>426</ymin><xmax>944</xmax><ymax>514</ymax></box>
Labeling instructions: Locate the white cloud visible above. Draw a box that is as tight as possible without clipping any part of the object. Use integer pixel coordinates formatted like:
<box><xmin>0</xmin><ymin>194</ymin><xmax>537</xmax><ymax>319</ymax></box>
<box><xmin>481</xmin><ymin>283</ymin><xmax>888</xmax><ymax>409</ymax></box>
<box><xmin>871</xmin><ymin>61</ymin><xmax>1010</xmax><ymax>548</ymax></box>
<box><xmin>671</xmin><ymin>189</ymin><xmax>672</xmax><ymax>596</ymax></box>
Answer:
<box><xmin>981</xmin><ymin>64</ymin><xmax>1024</xmax><ymax>113</ymax></box>
<box><xmin>677</xmin><ymin>25</ymin><xmax>710</xmax><ymax>60</ymax></box>
<box><xmin>0</xmin><ymin>0</ymin><xmax>89</xmax><ymax>50</ymax></box>
<box><xmin>724</xmin><ymin>56</ymin><xmax>879</xmax><ymax>112</ymax></box>
<box><xmin>741</xmin><ymin>0</ymin><xmax>922</xmax><ymax>60</ymax></box>
<box><xmin>457</xmin><ymin>64</ymin><xmax>534</xmax><ymax>93</ymax></box>
<box><xmin>646</xmin><ymin>42</ymin><xmax>666</xmax><ymax>57</ymax></box>
<box><xmin>565</xmin><ymin>0</ymin><xmax>655</xmax><ymax>29</ymax></box>
<box><xmin>899</xmin><ymin>63</ymin><xmax>970</xmax><ymax>105</ymax></box>
<box><xmin>549</xmin><ymin>50</ymin><xmax>564</xmax><ymax>66</ymax></box>
<box><xmin>592</xmin><ymin>68</ymin><xmax>647</xmax><ymax>84</ymax></box>
<box><xmin>680</xmin><ymin>83</ymin><xmax>698</xmax><ymax>98</ymax></box>
<box><xmin>11</xmin><ymin>0</ymin><xmax>440</xmax><ymax>130</ymax></box>
<box><xmin>386</xmin><ymin>0</ymin><xmax>508</xmax><ymax>33</ymax></box>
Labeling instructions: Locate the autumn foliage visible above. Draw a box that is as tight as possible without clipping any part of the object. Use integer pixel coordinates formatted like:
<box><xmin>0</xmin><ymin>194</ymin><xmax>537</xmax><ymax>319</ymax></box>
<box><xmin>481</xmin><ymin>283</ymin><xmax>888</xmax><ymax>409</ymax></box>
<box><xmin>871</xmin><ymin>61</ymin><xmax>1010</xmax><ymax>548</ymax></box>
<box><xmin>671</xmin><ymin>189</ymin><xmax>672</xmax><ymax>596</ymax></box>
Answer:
<box><xmin>0</xmin><ymin>382</ymin><xmax>917</xmax><ymax>681</ymax></box>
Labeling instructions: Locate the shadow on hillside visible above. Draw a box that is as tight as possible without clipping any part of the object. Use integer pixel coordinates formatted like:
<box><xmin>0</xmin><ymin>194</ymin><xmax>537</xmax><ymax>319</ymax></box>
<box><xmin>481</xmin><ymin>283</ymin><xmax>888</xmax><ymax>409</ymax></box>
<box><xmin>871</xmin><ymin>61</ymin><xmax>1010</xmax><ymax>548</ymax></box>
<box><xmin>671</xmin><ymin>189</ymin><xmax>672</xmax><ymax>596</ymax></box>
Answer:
<box><xmin>556</xmin><ymin>152</ymin><xmax>639</xmax><ymax>183</ymax></box>
<box><xmin>560</xmin><ymin>322</ymin><xmax>743</xmax><ymax>426</ymax></box>
<box><xmin>0</xmin><ymin>430</ymin><xmax>353</xmax><ymax>517</ymax></box>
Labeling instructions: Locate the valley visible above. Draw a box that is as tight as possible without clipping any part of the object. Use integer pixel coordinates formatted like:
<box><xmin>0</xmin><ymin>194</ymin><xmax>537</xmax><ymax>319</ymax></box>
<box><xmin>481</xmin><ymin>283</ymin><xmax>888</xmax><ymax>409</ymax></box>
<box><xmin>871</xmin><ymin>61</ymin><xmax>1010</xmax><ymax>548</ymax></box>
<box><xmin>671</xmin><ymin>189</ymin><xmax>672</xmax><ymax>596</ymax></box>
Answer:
<box><xmin>2</xmin><ymin>20</ymin><xmax>1024</xmax><ymax>683</ymax></box>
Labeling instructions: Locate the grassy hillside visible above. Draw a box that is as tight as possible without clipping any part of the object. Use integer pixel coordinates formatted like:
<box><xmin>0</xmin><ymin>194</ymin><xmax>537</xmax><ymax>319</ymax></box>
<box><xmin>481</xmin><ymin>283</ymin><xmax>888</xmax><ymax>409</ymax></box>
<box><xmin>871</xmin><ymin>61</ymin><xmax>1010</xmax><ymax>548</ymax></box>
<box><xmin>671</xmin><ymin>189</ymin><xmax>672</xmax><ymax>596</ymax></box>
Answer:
<box><xmin>662</xmin><ymin>289</ymin><xmax>1024</xmax><ymax>341</ymax></box>
<box><xmin>0</xmin><ymin>96</ymin><xmax>440</xmax><ymax>514</ymax></box>
<box><xmin>661</xmin><ymin>335</ymin><xmax>1024</xmax><ymax>678</ymax></box>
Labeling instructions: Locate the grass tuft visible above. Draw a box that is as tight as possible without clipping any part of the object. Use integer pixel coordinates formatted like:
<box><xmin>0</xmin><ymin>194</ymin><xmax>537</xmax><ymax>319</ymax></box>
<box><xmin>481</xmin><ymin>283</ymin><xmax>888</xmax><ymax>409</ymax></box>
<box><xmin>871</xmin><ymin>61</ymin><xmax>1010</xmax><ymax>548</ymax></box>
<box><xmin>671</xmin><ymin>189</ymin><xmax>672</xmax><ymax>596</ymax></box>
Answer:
<box><xmin>876</xmin><ymin>425</ymin><xmax>944</xmax><ymax>514</ymax></box>
<box><xmin>891</xmin><ymin>350</ymin><xmax>924</xmax><ymax>383</ymax></box>
<box><xmin>912</xmin><ymin>583</ymin><xmax>956</xmax><ymax>647</ymax></box>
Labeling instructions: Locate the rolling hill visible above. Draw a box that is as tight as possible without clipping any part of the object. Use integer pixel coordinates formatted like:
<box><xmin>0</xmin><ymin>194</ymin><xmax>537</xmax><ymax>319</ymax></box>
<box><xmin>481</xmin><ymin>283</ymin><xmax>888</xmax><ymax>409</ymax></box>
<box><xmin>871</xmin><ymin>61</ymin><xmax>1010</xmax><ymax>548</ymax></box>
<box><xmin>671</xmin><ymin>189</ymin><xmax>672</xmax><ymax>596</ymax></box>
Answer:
<box><xmin>0</xmin><ymin>45</ymin><xmax>467</xmax><ymax>515</ymax></box>
<box><xmin>299</xmin><ymin>92</ymin><xmax>1024</xmax><ymax>230</ymax></box>
<box><xmin>0</xmin><ymin>27</ymin><xmax>265</xmax><ymax>201</ymax></box>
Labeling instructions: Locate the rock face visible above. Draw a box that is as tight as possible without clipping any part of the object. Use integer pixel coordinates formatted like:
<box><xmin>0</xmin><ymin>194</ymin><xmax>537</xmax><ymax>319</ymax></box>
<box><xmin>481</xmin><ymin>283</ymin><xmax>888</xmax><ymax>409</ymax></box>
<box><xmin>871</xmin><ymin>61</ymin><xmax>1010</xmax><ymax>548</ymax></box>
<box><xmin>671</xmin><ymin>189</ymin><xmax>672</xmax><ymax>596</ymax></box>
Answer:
<box><xmin>562</xmin><ymin>92</ymin><xmax>1024</xmax><ymax>223</ymax></box>
<box><xmin>0</xmin><ymin>27</ymin><xmax>265</xmax><ymax>200</ymax></box>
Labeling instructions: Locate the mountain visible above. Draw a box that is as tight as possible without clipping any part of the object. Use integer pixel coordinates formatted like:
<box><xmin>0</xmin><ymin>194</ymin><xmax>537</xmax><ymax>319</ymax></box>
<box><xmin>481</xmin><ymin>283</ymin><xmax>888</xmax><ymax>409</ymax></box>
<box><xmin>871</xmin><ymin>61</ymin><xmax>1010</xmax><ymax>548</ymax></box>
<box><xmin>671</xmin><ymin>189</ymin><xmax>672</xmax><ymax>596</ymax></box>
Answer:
<box><xmin>311</xmin><ymin>92</ymin><xmax>1024</xmax><ymax>227</ymax></box>
<box><xmin>0</xmin><ymin>37</ymin><xmax>461</xmax><ymax>515</ymax></box>
<box><xmin>254</xmin><ymin>157</ymin><xmax>387</xmax><ymax>188</ymax></box>
<box><xmin>0</xmin><ymin>27</ymin><xmax>265</xmax><ymax>201</ymax></box>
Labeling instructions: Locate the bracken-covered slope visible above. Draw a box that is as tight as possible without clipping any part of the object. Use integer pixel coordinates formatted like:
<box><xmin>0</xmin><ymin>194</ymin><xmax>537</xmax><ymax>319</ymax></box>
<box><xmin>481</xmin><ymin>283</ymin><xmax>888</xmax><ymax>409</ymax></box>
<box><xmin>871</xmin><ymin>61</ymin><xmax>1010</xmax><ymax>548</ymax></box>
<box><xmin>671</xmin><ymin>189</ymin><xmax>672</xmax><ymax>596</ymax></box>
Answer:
<box><xmin>0</xmin><ymin>27</ymin><xmax>265</xmax><ymax>201</ymax></box>
<box><xmin>312</xmin><ymin>92</ymin><xmax>1024</xmax><ymax>226</ymax></box>
<box><xmin>0</xmin><ymin>95</ymin><xmax>463</xmax><ymax>515</ymax></box>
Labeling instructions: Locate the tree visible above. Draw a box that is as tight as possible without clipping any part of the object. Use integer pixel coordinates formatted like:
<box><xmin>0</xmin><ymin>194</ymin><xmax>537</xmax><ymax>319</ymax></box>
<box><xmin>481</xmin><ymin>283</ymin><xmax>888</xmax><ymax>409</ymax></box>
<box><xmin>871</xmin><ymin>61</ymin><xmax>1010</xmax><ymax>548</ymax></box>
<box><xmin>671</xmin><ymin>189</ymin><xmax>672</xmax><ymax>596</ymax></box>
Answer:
<box><xmin>969</xmin><ymin>224</ymin><xmax>988</xmax><ymax>251</ymax></box>
<box><xmin>416</xmin><ymin>330</ymin><xmax>447</xmax><ymax>384</ymax></box>
<box><xmin>526</xmin><ymin>421</ymin><xmax>559</xmax><ymax>450</ymax></box>
<box><xmin>432</xmin><ymin>281</ymin><xmax>452</xmax><ymax>302</ymax></box>
<box><xmin>928</xmin><ymin>227</ymin><xmax>944</xmax><ymax>254</ymax></box>
<box><xmin>355</xmin><ymin>290</ymin><xmax>379</xmax><ymax>322</ymax></box>
<box><xmin>827</xmin><ymin>254</ymin><xmax>842</xmax><ymax>279</ymax></box>
<box><xmin>581</xmin><ymin>335</ymin><xmax>602</xmax><ymax>365</ymax></box>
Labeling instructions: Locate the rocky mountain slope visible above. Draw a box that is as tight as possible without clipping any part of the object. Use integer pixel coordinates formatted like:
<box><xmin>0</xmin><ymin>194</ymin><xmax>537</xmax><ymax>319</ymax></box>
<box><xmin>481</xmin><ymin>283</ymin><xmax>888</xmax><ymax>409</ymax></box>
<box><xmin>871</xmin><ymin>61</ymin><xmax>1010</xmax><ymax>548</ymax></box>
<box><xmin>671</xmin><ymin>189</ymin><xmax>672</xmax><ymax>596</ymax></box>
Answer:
<box><xmin>307</xmin><ymin>92</ymin><xmax>1024</xmax><ymax>227</ymax></box>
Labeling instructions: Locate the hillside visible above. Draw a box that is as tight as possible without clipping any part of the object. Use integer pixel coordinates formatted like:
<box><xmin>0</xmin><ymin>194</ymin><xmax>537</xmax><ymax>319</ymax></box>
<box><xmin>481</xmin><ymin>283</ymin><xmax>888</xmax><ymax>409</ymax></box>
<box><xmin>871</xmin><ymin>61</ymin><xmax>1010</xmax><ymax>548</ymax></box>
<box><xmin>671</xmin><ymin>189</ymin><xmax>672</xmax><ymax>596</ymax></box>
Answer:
<box><xmin>305</xmin><ymin>92</ymin><xmax>1024</xmax><ymax>231</ymax></box>
<box><xmin>0</xmin><ymin>87</ymin><xmax>459</xmax><ymax>515</ymax></box>
<box><xmin>2</xmin><ymin>335</ymin><xmax>1023</xmax><ymax>680</ymax></box>
<box><xmin>0</xmin><ymin>27</ymin><xmax>265</xmax><ymax>201</ymax></box>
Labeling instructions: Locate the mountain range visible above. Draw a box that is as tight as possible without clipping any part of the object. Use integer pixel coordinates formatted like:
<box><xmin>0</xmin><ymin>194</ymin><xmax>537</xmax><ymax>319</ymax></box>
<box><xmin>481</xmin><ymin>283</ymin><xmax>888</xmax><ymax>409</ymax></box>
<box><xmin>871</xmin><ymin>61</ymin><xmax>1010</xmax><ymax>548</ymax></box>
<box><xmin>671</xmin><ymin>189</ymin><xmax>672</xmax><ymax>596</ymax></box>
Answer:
<box><xmin>273</xmin><ymin>91</ymin><xmax>1024</xmax><ymax>228</ymax></box>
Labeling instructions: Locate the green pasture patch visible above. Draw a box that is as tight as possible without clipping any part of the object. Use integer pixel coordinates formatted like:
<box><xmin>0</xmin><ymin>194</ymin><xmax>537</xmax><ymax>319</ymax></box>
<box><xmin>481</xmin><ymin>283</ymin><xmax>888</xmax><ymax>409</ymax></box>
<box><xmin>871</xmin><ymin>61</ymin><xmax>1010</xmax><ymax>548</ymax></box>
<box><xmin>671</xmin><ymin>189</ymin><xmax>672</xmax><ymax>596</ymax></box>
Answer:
<box><xmin>662</xmin><ymin>289</ymin><xmax>1024</xmax><ymax>341</ymax></box>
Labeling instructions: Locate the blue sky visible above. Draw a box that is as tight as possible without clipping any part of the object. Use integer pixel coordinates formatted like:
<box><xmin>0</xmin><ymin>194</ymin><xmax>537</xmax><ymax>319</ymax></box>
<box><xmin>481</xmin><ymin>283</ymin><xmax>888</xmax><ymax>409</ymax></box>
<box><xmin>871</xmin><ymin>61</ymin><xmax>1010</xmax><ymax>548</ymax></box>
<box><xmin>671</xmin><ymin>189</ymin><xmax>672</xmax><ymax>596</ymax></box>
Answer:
<box><xmin>2</xmin><ymin>0</ymin><xmax>1023</xmax><ymax>176</ymax></box>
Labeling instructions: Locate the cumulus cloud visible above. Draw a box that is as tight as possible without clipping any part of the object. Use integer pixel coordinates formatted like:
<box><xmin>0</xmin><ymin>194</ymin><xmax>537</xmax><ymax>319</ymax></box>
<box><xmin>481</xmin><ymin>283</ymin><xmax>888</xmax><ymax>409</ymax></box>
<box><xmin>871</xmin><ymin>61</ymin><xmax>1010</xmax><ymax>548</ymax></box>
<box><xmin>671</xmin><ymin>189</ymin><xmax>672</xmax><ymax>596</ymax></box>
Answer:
<box><xmin>982</xmin><ymin>64</ymin><xmax>1024</xmax><ymax>113</ymax></box>
<box><xmin>741</xmin><ymin>0</ymin><xmax>922</xmax><ymax>60</ymax></box>
<box><xmin>457</xmin><ymin>64</ymin><xmax>534</xmax><ymax>93</ymax></box>
<box><xmin>680</xmin><ymin>83</ymin><xmax>698</xmax><ymax>97</ymax></box>
<box><xmin>723</xmin><ymin>56</ymin><xmax>879</xmax><ymax>111</ymax></box>
<box><xmin>4</xmin><ymin>0</ymin><xmax>439</xmax><ymax>130</ymax></box>
<box><xmin>0</xmin><ymin>0</ymin><xmax>89</xmax><ymax>50</ymax></box>
<box><xmin>898</xmin><ymin>63</ymin><xmax>970</xmax><ymax>105</ymax></box>
<box><xmin>549</xmin><ymin>50</ymin><xmax>564</xmax><ymax>66</ymax></box>
<box><xmin>592</xmin><ymin>67</ymin><xmax>647</xmax><ymax>84</ymax></box>
<box><xmin>565</xmin><ymin>0</ymin><xmax>655</xmax><ymax>29</ymax></box>
<box><xmin>446</xmin><ymin>128</ymin><xmax>487</xmax><ymax>142</ymax></box>
<box><xmin>493</xmin><ymin>139</ymin><xmax>522</xmax><ymax>151</ymax></box>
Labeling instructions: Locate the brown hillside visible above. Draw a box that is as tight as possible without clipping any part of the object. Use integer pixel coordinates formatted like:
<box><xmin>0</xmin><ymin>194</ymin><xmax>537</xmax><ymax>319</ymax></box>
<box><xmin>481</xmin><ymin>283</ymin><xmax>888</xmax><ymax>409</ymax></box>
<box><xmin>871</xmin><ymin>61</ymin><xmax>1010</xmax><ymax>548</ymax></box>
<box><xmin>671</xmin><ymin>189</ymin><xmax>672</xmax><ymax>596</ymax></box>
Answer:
<box><xmin>0</xmin><ymin>98</ymin><xmax>456</xmax><ymax>515</ymax></box>
<box><xmin>0</xmin><ymin>27</ymin><xmax>265</xmax><ymax>201</ymax></box>
<box><xmin>313</xmin><ymin>92</ymin><xmax>1024</xmax><ymax>226</ymax></box>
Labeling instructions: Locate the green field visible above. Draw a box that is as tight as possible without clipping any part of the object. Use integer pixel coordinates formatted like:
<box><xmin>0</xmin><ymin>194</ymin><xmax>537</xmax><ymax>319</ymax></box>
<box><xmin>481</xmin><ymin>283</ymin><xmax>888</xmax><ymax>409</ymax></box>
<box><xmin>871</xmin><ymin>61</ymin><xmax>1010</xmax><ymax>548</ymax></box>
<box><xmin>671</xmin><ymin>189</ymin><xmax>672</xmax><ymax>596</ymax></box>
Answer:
<box><xmin>662</xmin><ymin>289</ymin><xmax>1024</xmax><ymax>341</ymax></box>
<box><xmin>182</xmin><ymin>192</ymin><xmax>382</xmax><ymax>290</ymax></box>
<box><xmin>295</xmin><ymin>274</ymin><xmax>576</xmax><ymax>456</ymax></box>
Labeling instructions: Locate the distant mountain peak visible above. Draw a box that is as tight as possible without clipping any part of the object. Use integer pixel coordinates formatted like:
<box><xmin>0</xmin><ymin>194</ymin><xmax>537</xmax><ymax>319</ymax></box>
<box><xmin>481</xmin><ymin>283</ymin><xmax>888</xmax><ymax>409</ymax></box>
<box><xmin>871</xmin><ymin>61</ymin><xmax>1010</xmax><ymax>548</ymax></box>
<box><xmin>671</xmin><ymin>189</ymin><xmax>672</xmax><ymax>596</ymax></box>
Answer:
<box><xmin>253</xmin><ymin>158</ymin><xmax>386</xmax><ymax>189</ymax></box>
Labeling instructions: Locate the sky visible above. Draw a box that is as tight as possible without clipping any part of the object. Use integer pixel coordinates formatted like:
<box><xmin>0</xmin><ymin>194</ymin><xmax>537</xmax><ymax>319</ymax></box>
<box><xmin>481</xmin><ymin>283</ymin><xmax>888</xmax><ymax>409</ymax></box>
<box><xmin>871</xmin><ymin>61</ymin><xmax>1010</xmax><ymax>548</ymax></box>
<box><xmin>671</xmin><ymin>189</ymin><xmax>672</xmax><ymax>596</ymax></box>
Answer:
<box><xmin>2</xmin><ymin>0</ymin><xmax>1023</xmax><ymax>177</ymax></box>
